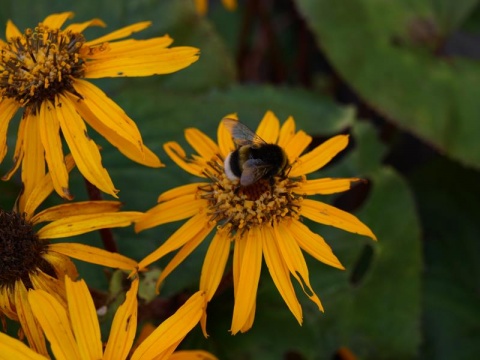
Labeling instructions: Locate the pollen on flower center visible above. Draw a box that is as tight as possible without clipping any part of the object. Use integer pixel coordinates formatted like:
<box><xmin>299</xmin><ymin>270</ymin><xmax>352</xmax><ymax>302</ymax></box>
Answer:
<box><xmin>199</xmin><ymin>161</ymin><xmax>303</xmax><ymax>235</ymax></box>
<box><xmin>0</xmin><ymin>23</ymin><xmax>86</xmax><ymax>109</ymax></box>
<box><xmin>0</xmin><ymin>210</ymin><xmax>54</xmax><ymax>290</ymax></box>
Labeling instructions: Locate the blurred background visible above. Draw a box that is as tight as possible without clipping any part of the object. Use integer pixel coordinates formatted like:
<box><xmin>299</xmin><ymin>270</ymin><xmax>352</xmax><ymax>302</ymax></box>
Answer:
<box><xmin>1</xmin><ymin>0</ymin><xmax>479</xmax><ymax>359</ymax></box>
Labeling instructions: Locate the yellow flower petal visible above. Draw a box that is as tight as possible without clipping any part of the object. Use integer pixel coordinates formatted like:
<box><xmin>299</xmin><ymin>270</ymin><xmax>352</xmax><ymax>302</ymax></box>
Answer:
<box><xmin>301</xmin><ymin>199</ymin><xmax>377</xmax><ymax>240</ymax></box>
<box><xmin>240</xmin><ymin>301</ymin><xmax>256</xmax><ymax>333</ymax></box>
<box><xmin>28</xmin><ymin>289</ymin><xmax>82</xmax><ymax>360</ymax></box>
<box><xmin>5</xmin><ymin>20</ymin><xmax>21</xmax><ymax>39</ymax></box>
<box><xmin>0</xmin><ymin>98</ymin><xmax>19</xmax><ymax>163</ymax></box>
<box><xmin>49</xmin><ymin>243</ymin><xmax>138</xmax><ymax>270</ymax></box>
<box><xmin>85</xmin><ymin>40</ymin><xmax>199</xmax><ymax>78</ymax></box>
<box><xmin>274</xmin><ymin>222</ymin><xmax>324</xmax><ymax>312</ymax></box>
<box><xmin>156</xmin><ymin>224</ymin><xmax>212</xmax><ymax>291</ymax></box>
<box><xmin>284</xmin><ymin>130</ymin><xmax>312</xmax><ymax>163</ymax></box>
<box><xmin>64</xmin><ymin>18</ymin><xmax>106</xmax><ymax>33</ymax></box>
<box><xmin>256</xmin><ymin>110</ymin><xmax>279</xmax><ymax>144</ymax></box>
<box><xmin>65</xmin><ymin>278</ymin><xmax>103</xmax><ymax>360</ymax></box>
<box><xmin>71</xmin><ymin>80</ymin><xmax>143</xmax><ymax>144</ymax></box>
<box><xmin>1</xmin><ymin>113</ymin><xmax>25</xmax><ymax>181</ymax></box>
<box><xmin>68</xmin><ymin>84</ymin><xmax>162</xmax><ymax>168</ymax></box>
<box><xmin>217</xmin><ymin>114</ymin><xmax>237</xmax><ymax>158</ymax></box>
<box><xmin>136</xmin><ymin>195</ymin><xmax>205</xmax><ymax>232</ymax></box>
<box><xmin>42</xmin><ymin>251</ymin><xmax>79</xmax><ymax>280</ymax></box>
<box><xmin>185</xmin><ymin>128</ymin><xmax>220</xmax><ymax>162</ymax></box>
<box><xmin>22</xmin><ymin>111</ymin><xmax>46</xmax><ymax>202</ymax></box>
<box><xmin>277</xmin><ymin>116</ymin><xmax>296</xmax><ymax>147</ymax></box>
<box><xmin>22</xmin><ymin>154</ymin><xmax>75</xmax><ymax>218</ymax></box>
<box><xmin>295</xmin><ymin>177</ymin><xmax>361</xmax><ymax>195</ymax></box>
<box><xmin>164</xmin><ymin>141</ymin><xmax>206</xmax><ymax>177</ymax></box>
<box><xmin>37</xmin><ymin>211</ymin><xmax>142</xmax><ymax>239</ymax></box>
<box><xmin>262</xmin><ymin>226</ymin><xmax>303</xmax><ymax>324</ymax></box>
<box><xmin>169</xmin><ymin>350</ymin><xmax>219</xmax><ymax>360</ymax></box>
<box><xmin>0</xmin><ymin>332</ymin><xmax>47</xmax><ymax>360</ymax></box>
<box><xmin>131</xmin><ymin>291</ymin><xmax>206</xmax><ymax>360</ymax></box>
<box><xmin>200</xmin><ymin>230</ymin><xmax>231</xmax><ymax>301</ymax></box>
<box><xmin>104</xmin><ymin>278</ymin><xmax>139</xmax><ymax>360</ymax></box>
<box><xmin>31</xmin><ymin>200</ymin><xmax>122</xmax><ymax>224</ymax></box>
<box><xmin>0</xmin><ymin>286</ymin><xmax>17</xmax><ymax>319</ymax></box>
<box><xmin>132</xmin><ymin>322</ymin><xmax>155</xmax><ymax>353</ymax></box>
<box><xmin>85</xmin><ymin>21</ymin><xmax>152</xmax><ymax>46</ymax></box>
<box><xmin>29</xmin><ymin>270</ymin><xmax>67</xmax><ymax>310</ymax></box>
<box><xmin>42</xmin><ymin>12</ymin><xmax>74</xmax><ymax>29</ymax></box>
<box><xmin>56</xmin><ymin>94</ymin><xmax>118</xmax><ymax>197</ymax></box>
<box><xmin>288</xmin><ymin>220</ymin><xmax>344</xmax><ymax>269</ymax></box>
<box><xmin>289</xmin><ymin>135</ymin><xmax>349</xmax><ymax>177</ymax></box>
<box><xmin>14</xmin><ymin>281</ymin><xmax>48</xmax><ymax>356</ymax></box>
<box><xmin>232</xmin><ymin>231</ymin><xmax>246</xmax><ymax>299</ymax></box>
<box><xmin>39</xmin><ymin>100</ymin><xmax>70</xmax><ymax>199</ymax></box>
<box><xmin>138</xmin><ymin>214</ymin><xmax>215</xmax><ymax>271</ymax></box>
<box><xmin>231</xmin><ymin>227</ymin><xmax>263</xmax><ymax>334</ymax></box>
<box><xmin>157</xmin><ymin>182</ymin><xmax>206</xmax><ymax>202</ymax></box>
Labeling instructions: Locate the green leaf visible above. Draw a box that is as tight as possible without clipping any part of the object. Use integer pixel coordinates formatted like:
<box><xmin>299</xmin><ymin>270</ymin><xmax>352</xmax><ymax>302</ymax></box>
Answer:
<box><xmin>408</xmin><ymin>156</ymin><xmax>480</xmax><ymax>360</ymax></box>
<box><xmin>296</xmin><ymin>0</ymin><xmax>480</xmax><ymax>168</ymax></box>
<box><xmin>431</xmin><ymin>0</ymin><xmax>480</xmax><ymax>33</ymax></box>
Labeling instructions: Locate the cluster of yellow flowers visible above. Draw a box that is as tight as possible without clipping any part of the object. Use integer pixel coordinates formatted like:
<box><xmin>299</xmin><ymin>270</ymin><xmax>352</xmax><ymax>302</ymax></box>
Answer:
<box><xmin>0</xmin><ymin>9</ymin><xmax>375</xmax><ymax>360</ymax></box>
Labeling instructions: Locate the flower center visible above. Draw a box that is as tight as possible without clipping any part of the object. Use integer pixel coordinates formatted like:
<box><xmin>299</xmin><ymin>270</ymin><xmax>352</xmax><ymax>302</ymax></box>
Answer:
<box><xmin>0</xmin><ymin>210</ymin><xmax>54</xmax><ymax>290</ymax></box>
<box><xmin>0</xmin><ymin>23</ymin><xmax>86</xmax><ymax>111</ymax></box>
<box><xmin>199</xmin><ymin>161</ymin><xmax>303</xmax><ymax>236</ymax></box>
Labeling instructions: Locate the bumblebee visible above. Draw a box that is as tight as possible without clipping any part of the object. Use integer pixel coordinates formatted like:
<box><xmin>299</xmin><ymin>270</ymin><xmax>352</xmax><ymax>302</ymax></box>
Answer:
<box><xmin>222</xmin><ymin>118</ymin><xmax>289</xmax><ymax>186</ymax></box>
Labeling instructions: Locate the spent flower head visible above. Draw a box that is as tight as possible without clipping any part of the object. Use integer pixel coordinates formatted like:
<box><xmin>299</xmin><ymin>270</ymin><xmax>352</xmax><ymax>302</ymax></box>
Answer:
<box><xmin>135</xmin><ymin>111</ymin><xmax>376</xmax><ymax>334</ymax></box>
<box><xmin>0</xmin><ymin>154</ymin><xmax>142</xmax><ymax>355</ymax></box>
<box><xmin>0</xmin><ymin>12</ymin><xmax>199</xmax><ymax>198</ymax></box>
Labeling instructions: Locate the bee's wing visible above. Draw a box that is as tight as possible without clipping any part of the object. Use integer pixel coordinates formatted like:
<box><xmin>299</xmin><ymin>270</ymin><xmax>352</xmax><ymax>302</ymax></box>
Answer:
<box><xmin>222</xmin><ymin>118</ymin><xmax>267</xmax><ymax>146</ymax></box>
<box><xmin>241</xmin><ymin>159</ymin><xmax>273</xmax><ymax>186</ymax></box>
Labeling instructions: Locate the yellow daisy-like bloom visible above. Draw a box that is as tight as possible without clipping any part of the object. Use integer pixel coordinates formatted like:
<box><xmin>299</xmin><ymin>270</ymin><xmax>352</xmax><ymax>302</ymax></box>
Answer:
<box><xmin>0</xmin><ymin>276</ymin><xmax>216</xmax><ymax>360</ymax></box>
<box><xmin>135</xmin><ymin>111</ymin><xmax>377</xmax><ymax>334</ymax></box>
<box><xmin>194</xmin><ymin>0</ymin><xmax>237</xmax><ymax>15</ymax></box>
<box><xmin>0</xmin><ymin>12</ymin><xmax>199</xmax><ymax>198</ymax></box>
<box><xmin>0</xmin><ymin>155</ymin><xmax>142</xmax><ymax>355</ymax></box>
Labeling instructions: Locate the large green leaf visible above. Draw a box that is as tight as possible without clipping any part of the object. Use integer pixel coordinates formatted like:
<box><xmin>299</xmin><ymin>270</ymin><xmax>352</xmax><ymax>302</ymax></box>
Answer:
<box><xmin>296</xmin><ymin>0</ymin><xmax>480</xmax><ymax>168</ymax></box>
<box><xmin>408</xmin><ymin>156</ymin><xmax>480</xmax><ymax>360</ymax></box>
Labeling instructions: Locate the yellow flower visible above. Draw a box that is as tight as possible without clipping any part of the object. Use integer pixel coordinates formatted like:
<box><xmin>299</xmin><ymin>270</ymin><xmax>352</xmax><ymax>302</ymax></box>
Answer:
<box><xmin>0</xmin><ymin>154</ymin><xmax>142</xmax><ymax>355</ymax></box>
<box><xmin>0</xmin><ymin>12</ymin><xmax>200</xmax><ymax>198</ymax></box>
<box><xmin>194</xmin><ymin>0</ymin><xmax>237</xmax><ymax>15</ymax></box>
<box><xmin>135</xmin><ymin>111</ymin><xmax>377</xmax><ymax>334</ymax></box>
<box><xmin>0</xmin><ymin>276</ymin><xmax>215</xmax><ymax>360</ymax></box>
